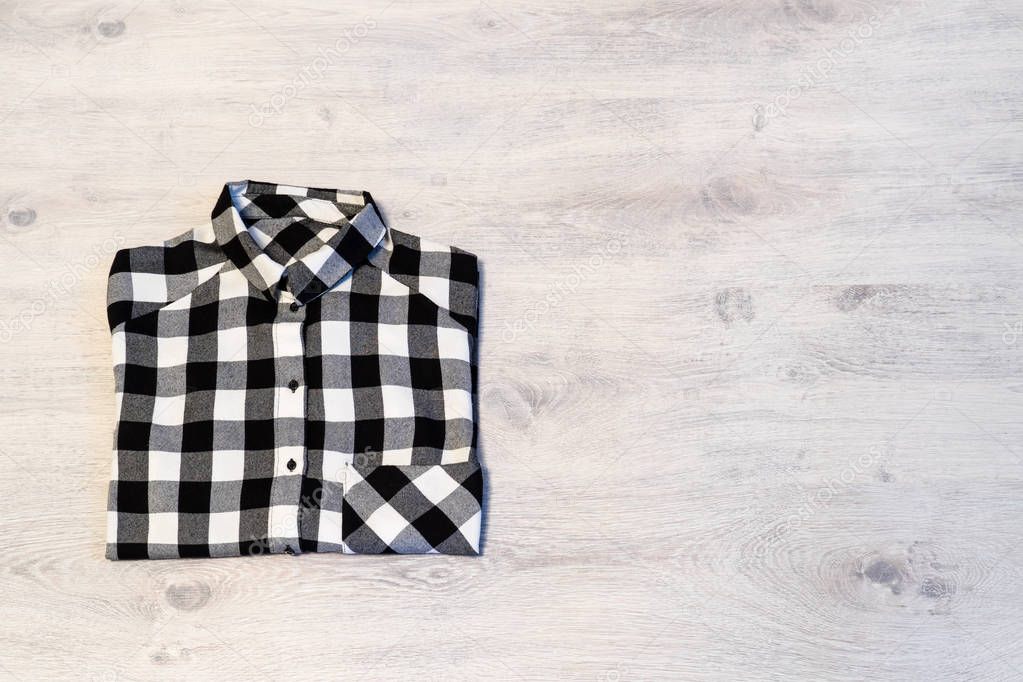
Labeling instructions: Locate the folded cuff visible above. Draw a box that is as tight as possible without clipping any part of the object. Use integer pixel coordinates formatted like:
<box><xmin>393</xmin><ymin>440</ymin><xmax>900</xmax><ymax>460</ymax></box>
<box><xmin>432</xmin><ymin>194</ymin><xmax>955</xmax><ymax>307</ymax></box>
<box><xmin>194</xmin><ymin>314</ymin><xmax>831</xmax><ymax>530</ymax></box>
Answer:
<box><xmin>341</xmin><ymin>460</ymin><xmax>483</xmax><ymax>555</ymax></box>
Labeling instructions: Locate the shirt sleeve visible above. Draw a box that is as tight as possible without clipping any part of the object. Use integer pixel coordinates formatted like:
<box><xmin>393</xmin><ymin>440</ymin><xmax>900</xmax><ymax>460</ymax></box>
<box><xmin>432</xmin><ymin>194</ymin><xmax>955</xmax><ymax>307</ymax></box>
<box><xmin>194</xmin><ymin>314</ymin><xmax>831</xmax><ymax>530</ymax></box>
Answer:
<box><xmin>106</xmin><ymin>236</ymin><xmax>221</xmax><ymax>333</ymax></box>
<box><xmin>106</xmin><ymin>247</ymin><xmax>166</xmax><ymax>333</ymax></box>
<box><xmin>445</xmin><ymin>246</ymin><xmax>480</xmax><ymax>338</ymax></box>
<box><xmin>381</xmin><ymin>230</ymin><xmax>480</xmax><ymax>338</ymax></box>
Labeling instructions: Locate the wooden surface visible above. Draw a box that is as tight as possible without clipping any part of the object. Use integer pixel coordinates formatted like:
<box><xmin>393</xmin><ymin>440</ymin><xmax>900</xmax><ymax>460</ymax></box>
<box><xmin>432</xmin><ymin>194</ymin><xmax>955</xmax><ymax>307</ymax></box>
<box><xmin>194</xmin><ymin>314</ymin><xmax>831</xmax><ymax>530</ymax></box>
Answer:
<box><xmin>1</xmin><ymin>1</ymin><xmax>1021</xmax><ymax>679</ymax></box>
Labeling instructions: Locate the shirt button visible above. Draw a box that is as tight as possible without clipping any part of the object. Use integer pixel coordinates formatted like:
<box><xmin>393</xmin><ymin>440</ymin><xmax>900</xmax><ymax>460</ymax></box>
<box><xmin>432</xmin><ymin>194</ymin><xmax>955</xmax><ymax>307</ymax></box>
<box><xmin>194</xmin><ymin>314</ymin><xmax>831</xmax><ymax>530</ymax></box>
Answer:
<box><xmin>290</xmin><ymin>302</ymin><xmax>300</xmax><ymax>312</ymax></box>
<box><xmin>288</xmin><ymin>379</ymin><xmax>299</xmax><ymax>392</ymax></box>
<box><xmin>287</xmin><ymin>458</ymin><xmax>297</xmax><ymax>471</ymax></box>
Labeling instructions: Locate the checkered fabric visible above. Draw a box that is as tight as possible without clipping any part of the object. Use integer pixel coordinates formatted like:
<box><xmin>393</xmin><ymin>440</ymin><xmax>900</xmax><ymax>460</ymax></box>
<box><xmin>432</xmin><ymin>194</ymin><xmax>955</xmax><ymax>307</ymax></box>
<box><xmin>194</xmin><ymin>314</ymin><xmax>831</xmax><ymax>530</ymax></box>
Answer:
<box><xmin>342</xmin><ymin>461</ymin><xmax>482</xmax><ymax>554</ymax></box>
<box><xmin>105</xmin><ymin>181</ymin><xmax>482</xmax><ymax>559</ymax></box>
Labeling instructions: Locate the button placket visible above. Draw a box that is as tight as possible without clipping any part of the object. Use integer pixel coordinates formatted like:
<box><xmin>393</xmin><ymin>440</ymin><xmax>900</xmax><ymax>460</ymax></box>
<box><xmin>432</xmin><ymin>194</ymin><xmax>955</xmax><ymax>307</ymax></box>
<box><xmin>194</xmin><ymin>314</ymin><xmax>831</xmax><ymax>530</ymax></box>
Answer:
<box><xmin>268</xmin><ymin>289</ymin><xmax>307</xmax><ymax>554</ymax></box>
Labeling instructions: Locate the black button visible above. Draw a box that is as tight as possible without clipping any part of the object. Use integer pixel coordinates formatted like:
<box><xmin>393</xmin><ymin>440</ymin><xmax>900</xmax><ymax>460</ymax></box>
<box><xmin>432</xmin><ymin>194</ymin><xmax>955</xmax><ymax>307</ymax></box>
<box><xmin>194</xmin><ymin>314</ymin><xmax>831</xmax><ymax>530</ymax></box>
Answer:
<box><xmin>284</xmin><ymin>545</ymin><xmax>294</xmax><ymax>555</ymax></box>
<box><xmin>288</xmin><ymin>379</ymin><xmax>299</xmax><ymax>392</ymax></box>
<box><xmin>290</xmin><ymin>302</ymin><xmax>300</xmax><ymax>312</ymax></box>
<box><xmin>287</xmin><ymin>458</ymin><xmax>297</xmax><ymax>471</ymax></box>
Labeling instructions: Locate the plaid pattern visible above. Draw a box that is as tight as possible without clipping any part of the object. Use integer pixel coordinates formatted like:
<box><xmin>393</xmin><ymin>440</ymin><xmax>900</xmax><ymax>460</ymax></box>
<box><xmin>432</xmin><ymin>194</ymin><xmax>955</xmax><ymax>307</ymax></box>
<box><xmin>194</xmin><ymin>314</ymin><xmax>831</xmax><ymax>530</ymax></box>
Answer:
<box><xmin>342</xmin><ymin>461</ymin><xmax>482</xmax><ymax>554</ymax></box>
<box><xmin>105</xmin><ymin>181</ymin><xmax>482</xmax><ymax>559</ymax></box>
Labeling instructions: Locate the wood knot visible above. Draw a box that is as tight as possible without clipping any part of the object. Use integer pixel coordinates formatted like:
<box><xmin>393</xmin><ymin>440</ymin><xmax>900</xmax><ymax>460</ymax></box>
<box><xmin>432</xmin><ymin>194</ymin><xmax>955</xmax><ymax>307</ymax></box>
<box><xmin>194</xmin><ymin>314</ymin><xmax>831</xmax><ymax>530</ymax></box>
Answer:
<box><xmin>7</xmin><ymin>207</ymin><xmax>36</xmax><ymax>229</ymax></box>
<box><xmin>702</xmin><ymin>176</ymin><xmax>759</xmax><ymax>218</ymax></box>
<box><xmin>715</xmin><ymin>287</ymin><xmax>755</xmax><ymax>324</ymax></box>
<box><xmin>781</xmin><ymin>0</ymin><xmax>840</xmax><ymax>27</ymax></box>
<box><xmin>480</xmin><ymin>379</ymin><xmax>535</xmax><ymax>431</ymax></box>
<box><xmin>834</xmin><ymin>285</ymin><xmax>878</xmax><ymax>311</ymax></box>
<box><xmin>473</xmin><ymin>10</ymin><xmax>502</xmax><ymax>32</ymax></box>
<box><xmin>164</xmin><ymin>580</ymin><xmax>211</xmax><ymax>611</ymax></box>
<box><xmin>97</xmin><ymin>20</ymin><xmax>126</xmax><ymax>38</ymax></box>
<box><xmin>400</xmin><ymin>562</ymin><xmax>474</xmax><ymax>593</ymax></box>
<box><xmin>843</xmin><ymin>543</ymin><xmax>968</xmax><ymax>614</ymax></box>
<box><xmin>918</xmin><ymin>575</ymin><xmax>957</xmax><ymax>600</ymax></box>
<box><xmin>149</xmin><ymin>644</ymin><xmax>193</xmax><ymax>665</ymax></box>
<box><xmin>752</xmin><ymin>104</ymin><xmax>767</xmax><ymax>131</ymax></box>
<box><xmin>863</xmin><ymin>559</ymin><xmax>903</xmax><ymax>591</ymax></box>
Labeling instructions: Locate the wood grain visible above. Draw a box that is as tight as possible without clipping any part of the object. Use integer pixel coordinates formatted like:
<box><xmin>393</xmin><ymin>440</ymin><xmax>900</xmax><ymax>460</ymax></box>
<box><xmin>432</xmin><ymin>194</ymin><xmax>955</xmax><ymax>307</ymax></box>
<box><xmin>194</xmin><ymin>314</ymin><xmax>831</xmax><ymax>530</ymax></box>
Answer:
<box><xmin>1</xmin><ymin>0</ymin><xmax>1021</xmax><ymax>679</ymax></box>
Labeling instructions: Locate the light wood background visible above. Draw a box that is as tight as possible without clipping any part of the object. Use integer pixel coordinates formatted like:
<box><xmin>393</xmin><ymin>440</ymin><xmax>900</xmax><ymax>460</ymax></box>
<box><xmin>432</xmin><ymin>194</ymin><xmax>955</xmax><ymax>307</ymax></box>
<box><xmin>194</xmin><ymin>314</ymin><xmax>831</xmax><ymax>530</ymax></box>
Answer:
<box><xmin>1</xmin><ymin>0</ymin><xmax>1021</xmax><ymax>679</ymax></box>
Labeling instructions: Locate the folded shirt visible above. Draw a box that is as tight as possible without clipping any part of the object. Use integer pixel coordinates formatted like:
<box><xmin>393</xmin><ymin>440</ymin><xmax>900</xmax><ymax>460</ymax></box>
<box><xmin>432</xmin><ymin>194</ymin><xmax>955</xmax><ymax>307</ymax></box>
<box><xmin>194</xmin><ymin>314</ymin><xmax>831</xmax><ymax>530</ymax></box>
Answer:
<box><xmin>105</xmin><ymin>180</ymin><xmax>483</xmax><ymax>559</ymax></box>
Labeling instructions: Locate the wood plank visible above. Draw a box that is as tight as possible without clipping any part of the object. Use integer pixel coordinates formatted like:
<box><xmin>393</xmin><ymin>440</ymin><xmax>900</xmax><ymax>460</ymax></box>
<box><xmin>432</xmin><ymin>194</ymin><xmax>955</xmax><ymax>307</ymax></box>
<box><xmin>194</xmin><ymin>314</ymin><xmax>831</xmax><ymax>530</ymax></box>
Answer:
<box><xmin>0</xmin><ymin>0</ymin><xmax>1021</xmax><ymax>679</ymax></box>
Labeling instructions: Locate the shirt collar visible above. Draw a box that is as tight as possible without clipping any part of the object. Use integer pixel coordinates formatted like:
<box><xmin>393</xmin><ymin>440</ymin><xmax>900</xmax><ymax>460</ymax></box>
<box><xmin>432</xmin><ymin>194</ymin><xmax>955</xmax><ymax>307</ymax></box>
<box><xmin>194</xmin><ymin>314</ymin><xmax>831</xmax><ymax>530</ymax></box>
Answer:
<box><xmin>211</xmin><ymin>180</ymin><xmax>387</xmax><ymax>304</ymax></box>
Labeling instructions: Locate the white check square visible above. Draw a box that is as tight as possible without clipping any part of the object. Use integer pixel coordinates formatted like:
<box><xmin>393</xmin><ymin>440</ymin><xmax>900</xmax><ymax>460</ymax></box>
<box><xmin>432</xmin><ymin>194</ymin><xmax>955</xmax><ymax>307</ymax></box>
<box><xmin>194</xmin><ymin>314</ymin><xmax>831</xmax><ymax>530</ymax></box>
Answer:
<box><xmin>217</xmin><ymin>268</ymin><xmax>250</xmax><ymax>300</ymax></box>
<box><xmin>213</xmin><ymin>390</ymin><xmax>247</xmax><ymax>422</ymax></box>
<box><xmin>152</xmin><ymin>395</ymin><xmax>186</xmax><ymax>426</ymax></box>
<box><xmin>148</xmin><ymin>451</ymin><xmax>182</xmax><ymax>481</ymax></box>
<box><xmin>208</xmin><ymin>511</ymin><xmax>241</xmax><ymax>544</ymax></box>
<box><xmin>437</xmin><ymin>326</ymin><xmax>470</xmax><ymax>362</ymax></box>
<box><xmin>211</xmin><ymin>450</ymin><xmax>245</xmax><ymax>481</ymax></box>
<box><xmin>459</xmin><ymin>512</ymin><xmax>481</xmax><ymax>553</ymax></box>
<box><xmin>268</xmin><ymin>505</ymin><xmax>299</xmax><ymax>536</ymax></box>
<box><xmin>365</xmin><ymin>504</ymin><xmax>410</xmax><ymax>544</ymax></box>
<box><xmin>317</xmin><ymin>510</ymin><xmax>343</xmax><ymax>545</ymax></box>
<box><xmin>106</xmin><ymin>510</ymin><xmax>117</xmax><ymax>542</ymax></box>
<box><xmin>321</xmin><ymin>450</ymin><xmax>347</xmax><ymax>483</ymax></box>
<box><xmin>381</xmin><ymin>385</ymin><xmax>415</xmax><ymax>418</ymax></box>
<box><xmin>216</xmin><ymin>326</ymin><xmax>248</xmax><ymax>362</ymax></box>
<box><xmin>130</xmin><ymin>272</ymin><xmax>167</xmax><ymax>303</ymax></box>
<box><xmin>378</xmin><ymin>323</ymin><xmax>410</xmax><ymax>358</ymax></box>
<box><xmin>412</xmin><ymin>466</ymin><xmax>461</xmax><ymax>505</ymax></box>
<box><xmin>380</xmin><ymin>272</ymin><xmax>410</xmax><ymax>296</ymax></box>
<box><xmin>274</xmin><ymin>322</ymin><xmax>304</xmax><ymax>357</ymax></box>
<box><xmin>156</xmin><ymin>335</ymin><xmax>189</xmax><ymax>368</ymax></box>
<box><xmin>111</xmin><ymin>330</ymin><xmax>126</xmax><ymax>365</ymax></box>
<box><xmin>441</xmin><ymin>446</ymin><xmax>472</xmax><ymax>464</ymax></box>
<box><xmin>147</xmin><ymin>512</ymin><xmax>178</xmax><ymax>545</ymax></box>
<box><xmin>442</xmin><ymin>388</ymin><xmax>473</xmax><ymax>421</ymax></box>
<box><xmin>418</xmin><ymin>275</ymin><xmax>450</xmax><ymax>310</ymax></box>
<box><xmin>299</xmin><ymin>198</ymin><xmax>343</xmax><ymax>223</ymax></box>
<box><xmin>322</xmin><ymin>388</ymin><xmax>355</xmax><ymax>421</ymax></box>
<box><xmin>275</xmin><ymin>385</ymin><xmax>305</xmax><ymax>419</ymax></box>
<box><xmin>380</xmin><ymin>448</ymin><xmax>414</xmax><ymax>465</ymax></box>
<box><xmin>319</xmin><ymin>320</ymin><xmax>351</xmax><ymax>355</ymax></box>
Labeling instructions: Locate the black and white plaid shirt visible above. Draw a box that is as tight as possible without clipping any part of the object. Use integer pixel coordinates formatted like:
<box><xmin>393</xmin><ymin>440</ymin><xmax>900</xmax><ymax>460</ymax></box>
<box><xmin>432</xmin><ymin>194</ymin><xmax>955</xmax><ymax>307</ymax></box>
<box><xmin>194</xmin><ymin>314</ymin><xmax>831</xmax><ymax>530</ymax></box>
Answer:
<box><xmin>105</xmin><ymin>181</ymin><xmax>482</xmax><ymax>559</ymax></box>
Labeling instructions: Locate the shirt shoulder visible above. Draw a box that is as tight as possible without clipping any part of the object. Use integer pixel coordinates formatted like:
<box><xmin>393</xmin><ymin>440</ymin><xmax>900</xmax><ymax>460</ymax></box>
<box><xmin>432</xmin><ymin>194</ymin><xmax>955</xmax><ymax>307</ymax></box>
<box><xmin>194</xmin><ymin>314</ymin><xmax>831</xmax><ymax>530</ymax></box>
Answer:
<box><xmin>374</xmin><ymin>228</ymin><xmax>480</xmax><ymax>336</ymax></box>
<box><xmin>106</xmin><ymin>225</ymin><xmax>226</xmax><ymax>332</ymax></box>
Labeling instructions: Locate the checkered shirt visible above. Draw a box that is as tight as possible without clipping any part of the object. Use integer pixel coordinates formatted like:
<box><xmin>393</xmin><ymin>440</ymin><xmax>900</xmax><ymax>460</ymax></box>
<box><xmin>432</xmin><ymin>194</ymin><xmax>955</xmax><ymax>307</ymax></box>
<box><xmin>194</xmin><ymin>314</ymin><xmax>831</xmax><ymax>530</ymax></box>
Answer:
<box><xmin>105</xmin><ymin>181</ymin><xmax>483</xmax><ymax>559</ymax></box>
